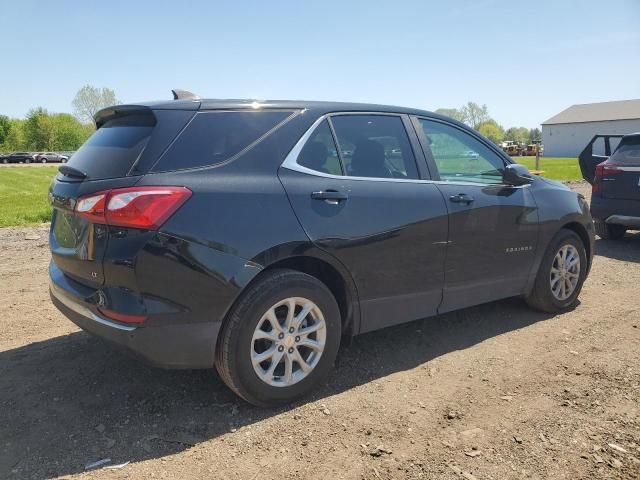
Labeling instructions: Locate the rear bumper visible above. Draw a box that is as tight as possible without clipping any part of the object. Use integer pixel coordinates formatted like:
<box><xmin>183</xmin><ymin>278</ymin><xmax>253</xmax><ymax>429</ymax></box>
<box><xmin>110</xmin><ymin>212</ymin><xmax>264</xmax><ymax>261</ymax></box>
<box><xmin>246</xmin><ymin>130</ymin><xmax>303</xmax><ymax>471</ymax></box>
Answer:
<box><xmin>49</xmin><ymin>266</ymin><xmax>219</xmax><ymax>369</ymax></box>
<box><xmin>605</xmin><ymin>215</ymin><xmax>640</xmax><ymax>228</ymax></box>
<box><xmin>591</xmin><ymin>196</ymin><xmax>640</xmax><ymax>226</ymax></box>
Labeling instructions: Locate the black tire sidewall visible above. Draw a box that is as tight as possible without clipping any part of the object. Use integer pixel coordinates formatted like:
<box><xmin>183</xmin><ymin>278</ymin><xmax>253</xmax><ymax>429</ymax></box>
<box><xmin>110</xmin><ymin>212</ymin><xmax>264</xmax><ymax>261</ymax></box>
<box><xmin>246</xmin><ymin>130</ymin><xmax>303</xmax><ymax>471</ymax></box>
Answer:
<box><xmin>222</xmin><ymin>272</ymin><xmax>341</xmax><ymax>406</ymax></box>
<box><xmin>538</xmin><ymin>230</ymin><xmax>587</xmax><ymax>310</ymax></box>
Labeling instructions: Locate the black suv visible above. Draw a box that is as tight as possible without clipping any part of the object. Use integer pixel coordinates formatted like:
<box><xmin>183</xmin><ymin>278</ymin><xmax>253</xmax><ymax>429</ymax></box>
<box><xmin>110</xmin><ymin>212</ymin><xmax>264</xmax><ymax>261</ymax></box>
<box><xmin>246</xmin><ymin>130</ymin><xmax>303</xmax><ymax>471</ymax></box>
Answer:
<box><xmin>49</xmin><ymin>93</ymin><xmax>594</xmax><ymax>406</ymax></box>
<box><xmin>580</xmin><ymin>133</ymin><xmax>640</xmax><ymax>239</ymax></box>
<box><xmin>2</xmin><ymin>152</ymin><xmax>34</xmax><ymax>163</ymax></box>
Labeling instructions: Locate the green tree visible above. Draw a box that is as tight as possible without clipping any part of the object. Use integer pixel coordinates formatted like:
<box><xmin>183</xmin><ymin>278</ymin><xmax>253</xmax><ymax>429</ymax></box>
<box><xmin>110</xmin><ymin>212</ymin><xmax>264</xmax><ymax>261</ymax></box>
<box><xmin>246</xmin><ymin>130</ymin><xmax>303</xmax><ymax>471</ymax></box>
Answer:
<box><xmin>50</xmin><ymin>113</ymin><xmax>93</xmax><ymax>150</ymax></box>
<box><xmin>477</xmin><ymin>119</ymin><xmax>504</xmax><ymax>145</ymax></box>
<box><xmin>72</xmin><ymin>85</ymin><xmax>119</xmax><ymax>126</ymax></box>
<box><xmin>435</xmin><ymin>108</ymin><xmax>465</xmax><ymax>122</ymax></box>
<box><xmin>461</xmin><ymin>101</ymin><xmax>490</xmax><ymax>129</ymax></box>
<box><xmin>528</xmin><ymin>127</ymin><xmax>541</xmax><ymax>143</ymax></box>
<box><xmin>18</xmin><ymin>108</ymin><xmax>94</xmax><ymax>151</ymax></box>
<box><xmin>24</xmin><ymin>108</ymin><xmax>55</xmax><ymax>150</ymax></box>
<box><xmin>0</xmin><ymin>115</ymin><xmax>10</xmax><ymax>145</ymax></box>
<box><xmin>2</xmin><ymin>119</ymin><xmax>27</xmax><ymax>151</ymax></box>
<box><xmin>504</xmin><ymin>127</ymin><xmax>529</xmax><ymax>144</ymax></box>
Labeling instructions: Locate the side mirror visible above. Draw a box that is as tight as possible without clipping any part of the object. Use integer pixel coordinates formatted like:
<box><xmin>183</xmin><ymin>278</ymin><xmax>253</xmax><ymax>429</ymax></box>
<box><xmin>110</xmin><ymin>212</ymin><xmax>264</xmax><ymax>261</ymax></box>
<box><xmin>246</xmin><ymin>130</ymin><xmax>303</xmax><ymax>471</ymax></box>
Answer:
<box><xmin>503</xmin><ymin>163</ymin><xmax>533</xmax><ymax>186</ymax></box>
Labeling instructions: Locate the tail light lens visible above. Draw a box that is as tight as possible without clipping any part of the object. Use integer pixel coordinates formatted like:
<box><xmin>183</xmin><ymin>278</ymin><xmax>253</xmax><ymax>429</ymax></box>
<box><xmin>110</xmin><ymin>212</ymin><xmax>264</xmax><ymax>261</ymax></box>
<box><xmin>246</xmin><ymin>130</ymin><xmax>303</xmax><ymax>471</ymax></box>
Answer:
<box><xmin>75</xmin><ymin>186</ymin><xmax>192</xmax><ymax>230</ymax></box>
<box><xmin>592</xmin><ymin>162</ymin><xmax>622</xmax><ymax>194</ymax></box>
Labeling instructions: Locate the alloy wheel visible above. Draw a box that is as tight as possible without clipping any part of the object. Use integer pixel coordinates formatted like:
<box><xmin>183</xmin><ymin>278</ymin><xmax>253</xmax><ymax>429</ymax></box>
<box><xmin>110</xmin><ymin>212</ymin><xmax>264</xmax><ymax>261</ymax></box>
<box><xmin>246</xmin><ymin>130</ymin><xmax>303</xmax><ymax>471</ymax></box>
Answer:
<box><xmin>550</xmin><ymin>244</ymin><xmax>580</xmax><ymax>301</ymax></box>
<box><xmin>251</xmin><ymin>297</ymin><xmax>326</xmax><ymax>387</ymax></box>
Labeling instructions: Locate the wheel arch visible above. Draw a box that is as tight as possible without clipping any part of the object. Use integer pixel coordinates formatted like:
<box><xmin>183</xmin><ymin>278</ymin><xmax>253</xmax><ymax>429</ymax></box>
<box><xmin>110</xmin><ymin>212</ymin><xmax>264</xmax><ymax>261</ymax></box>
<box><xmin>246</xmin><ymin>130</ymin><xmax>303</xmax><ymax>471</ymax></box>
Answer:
<box><xmin>525</xmin><ymin>219</ymin><xmax>593</xmax><ymax>296</ymax></box>
<box><xmin>258</xmin><ymin>255</ymin><xmax>359</xmax><ymax>337</ymax></box>
<box><xmin>560</xmin><ymin>221</ymin><xmax>592</xmax><ymax>270</ymax></box>
<box><xmin>224</xmin><ymin>249</ymin><xmax>360</xmax><ymax>341</ymax></box>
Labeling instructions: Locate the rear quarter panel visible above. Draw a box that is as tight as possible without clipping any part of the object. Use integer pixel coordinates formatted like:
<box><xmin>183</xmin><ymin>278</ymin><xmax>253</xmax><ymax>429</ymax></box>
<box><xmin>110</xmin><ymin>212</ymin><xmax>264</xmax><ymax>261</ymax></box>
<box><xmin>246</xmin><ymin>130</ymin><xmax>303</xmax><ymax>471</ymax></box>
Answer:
<box><xmin>133</xmin><ymin>114</ymin><xmax>334</xmax><ymax>325</ymax></box>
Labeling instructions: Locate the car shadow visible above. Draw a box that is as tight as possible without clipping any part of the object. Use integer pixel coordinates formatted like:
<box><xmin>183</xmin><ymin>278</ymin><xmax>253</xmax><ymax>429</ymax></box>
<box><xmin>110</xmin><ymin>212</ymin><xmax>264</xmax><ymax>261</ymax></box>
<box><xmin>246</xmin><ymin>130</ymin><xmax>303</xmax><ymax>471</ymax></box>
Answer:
<box><xmin>594</xmin><ymin>231</ymin><xmax>640</xmax><ymax>263</ymax></box>
<box><xmin>0</xmin><ymin>297</ymin><xmax>555</xmax><ymax>478</ymax></box>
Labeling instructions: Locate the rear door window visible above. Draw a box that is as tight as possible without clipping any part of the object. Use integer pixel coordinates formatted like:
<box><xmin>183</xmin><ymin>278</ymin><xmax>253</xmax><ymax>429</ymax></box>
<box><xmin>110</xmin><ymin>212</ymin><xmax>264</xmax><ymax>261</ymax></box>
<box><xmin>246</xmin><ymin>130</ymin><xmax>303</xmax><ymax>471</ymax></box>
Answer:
<box><xmin>330</xmin><ymin>115</ymin><xmax>419</xmax><ymax>179</ymax></box>
<box><xmin>66</xmin><ymin>114</ymin><xmax>154</xmax><ymax>180</ymax></box>
<box><xmin>153</xmin><ymin>110</ymin><xmax>293</xmax><ymax>172</ymax></box>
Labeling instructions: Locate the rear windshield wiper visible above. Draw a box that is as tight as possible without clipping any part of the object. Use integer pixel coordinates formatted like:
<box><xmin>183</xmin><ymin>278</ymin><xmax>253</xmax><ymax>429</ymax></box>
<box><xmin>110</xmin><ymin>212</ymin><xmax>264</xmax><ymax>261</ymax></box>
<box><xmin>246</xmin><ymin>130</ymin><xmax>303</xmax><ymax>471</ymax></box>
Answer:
<box><xmin>58</xmin><ymin>165</ymin><xmax>87</xmax><ymax>179</ymax></box>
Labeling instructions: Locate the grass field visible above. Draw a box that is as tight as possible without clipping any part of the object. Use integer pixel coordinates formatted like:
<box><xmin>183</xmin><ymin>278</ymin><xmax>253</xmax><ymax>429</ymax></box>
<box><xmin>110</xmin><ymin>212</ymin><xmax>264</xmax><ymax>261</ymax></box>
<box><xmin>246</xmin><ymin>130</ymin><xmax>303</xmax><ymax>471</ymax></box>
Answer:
<box><xmin>516</xmin><ymin>156</ymin><xmax>582</xmax><ymax>181</ymax></box>
<box><xmin>0</xmin><ymin>167</ymin><xmax>57</xmax><ymax>227</ymax></box>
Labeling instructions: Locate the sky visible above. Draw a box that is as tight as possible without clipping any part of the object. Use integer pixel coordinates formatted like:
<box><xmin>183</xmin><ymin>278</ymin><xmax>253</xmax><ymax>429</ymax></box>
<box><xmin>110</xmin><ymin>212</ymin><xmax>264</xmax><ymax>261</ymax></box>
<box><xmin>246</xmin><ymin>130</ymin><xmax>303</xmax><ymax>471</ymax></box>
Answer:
<box><xmin>1</xmin><ymin>0</ymin><xmax>639</xmax><ymax>128</ymax></box>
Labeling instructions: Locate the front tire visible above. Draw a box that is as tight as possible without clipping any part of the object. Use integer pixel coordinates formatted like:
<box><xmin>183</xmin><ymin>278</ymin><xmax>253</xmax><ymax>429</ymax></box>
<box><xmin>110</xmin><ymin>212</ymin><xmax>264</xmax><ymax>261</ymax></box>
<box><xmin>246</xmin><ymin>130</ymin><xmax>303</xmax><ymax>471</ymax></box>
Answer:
<box><xmin>215</xmin><ymin>269</ymin><xmax>341</xmax><ymax>407</ymax></box>
<box><xmin>526</xmin><ymin>229</ymin><xmax>587</xmax><ymax>313</ymax></box>
<box><xmin>594</xmin><ymin>220</ymin><xmax>626</xmax><ymax>240</ymax></box>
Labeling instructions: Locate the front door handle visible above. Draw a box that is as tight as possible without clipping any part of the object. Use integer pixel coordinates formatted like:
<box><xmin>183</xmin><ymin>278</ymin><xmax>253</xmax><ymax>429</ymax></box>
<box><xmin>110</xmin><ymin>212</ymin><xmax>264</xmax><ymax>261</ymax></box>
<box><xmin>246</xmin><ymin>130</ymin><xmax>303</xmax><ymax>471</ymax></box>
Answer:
<box><xmin>311</xmin><ymin>190</ymin><xmax>349</xmax><ymax>204</ymax></box>
<box><xmin>449</xmin><ymin>193</ymin><xmax>474</xmax><ymax>205</ymax></box>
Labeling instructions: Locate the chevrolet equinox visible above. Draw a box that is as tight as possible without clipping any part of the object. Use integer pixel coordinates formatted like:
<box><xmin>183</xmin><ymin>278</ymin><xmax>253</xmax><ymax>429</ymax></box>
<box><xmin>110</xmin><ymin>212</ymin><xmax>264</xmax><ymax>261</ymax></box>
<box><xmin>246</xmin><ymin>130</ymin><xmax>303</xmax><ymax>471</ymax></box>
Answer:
<box><xmin>49</xmin><ymin>91</ymin><xmax>594</xmax><ymax>406</ymax></box>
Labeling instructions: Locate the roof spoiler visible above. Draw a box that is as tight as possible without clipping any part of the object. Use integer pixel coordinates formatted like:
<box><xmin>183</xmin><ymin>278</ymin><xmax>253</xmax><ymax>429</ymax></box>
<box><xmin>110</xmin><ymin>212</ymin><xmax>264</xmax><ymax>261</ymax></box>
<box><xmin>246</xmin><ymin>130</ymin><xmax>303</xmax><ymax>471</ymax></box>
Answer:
<box><xmin>172</xmin><ymin>89</ymin><xmax>200</xmax><ymax>100</ymax></box>
<box><xmin>94</xmin><ymin>105</ymin><xmax>155</xmax><ymax>128</ymax></box>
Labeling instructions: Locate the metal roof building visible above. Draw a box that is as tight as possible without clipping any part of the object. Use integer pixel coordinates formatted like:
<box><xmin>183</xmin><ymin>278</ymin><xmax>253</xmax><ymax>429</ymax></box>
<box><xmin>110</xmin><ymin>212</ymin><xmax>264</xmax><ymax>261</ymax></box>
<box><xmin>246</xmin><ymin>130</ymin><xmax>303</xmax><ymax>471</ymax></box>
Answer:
<box><xmin>541</xmin><ymin>99</ymin><xmax>640</xmax><ymax>157</ymax></box>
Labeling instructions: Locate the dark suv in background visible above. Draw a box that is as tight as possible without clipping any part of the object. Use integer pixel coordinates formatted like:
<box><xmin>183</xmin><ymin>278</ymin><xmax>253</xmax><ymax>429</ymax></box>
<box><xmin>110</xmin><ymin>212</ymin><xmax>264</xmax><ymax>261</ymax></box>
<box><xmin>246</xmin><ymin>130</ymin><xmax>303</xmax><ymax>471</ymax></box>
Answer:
<box><xmin>2</xmin><ymin>152</ymin><xmax>34</xmax><ymax>163</ymax></box>
<box><xmin>48</xmin><ymin>92</ymin><xmax>594</xmax><ymax>406</ymax></box>
<box><xmin>580</xmin><ymin>133</ymin><xmax>640</xmax><ymax>239</ymax></box>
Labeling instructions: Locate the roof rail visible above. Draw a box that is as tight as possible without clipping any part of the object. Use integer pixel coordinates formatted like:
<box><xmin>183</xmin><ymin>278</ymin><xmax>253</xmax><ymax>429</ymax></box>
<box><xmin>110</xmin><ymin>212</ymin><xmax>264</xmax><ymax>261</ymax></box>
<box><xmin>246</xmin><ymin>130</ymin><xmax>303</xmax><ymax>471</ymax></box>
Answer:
<box><xmin>172</xmin><ymin>89</ymin><xmax>200</xmax><ymax>100</ymax></box>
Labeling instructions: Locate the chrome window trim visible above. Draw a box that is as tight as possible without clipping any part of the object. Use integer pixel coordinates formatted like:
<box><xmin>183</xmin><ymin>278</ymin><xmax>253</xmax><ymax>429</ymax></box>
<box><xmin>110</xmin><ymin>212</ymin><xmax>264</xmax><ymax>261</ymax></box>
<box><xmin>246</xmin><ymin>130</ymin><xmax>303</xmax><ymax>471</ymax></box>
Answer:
<box><xmin>281</xmin><ymin>113</ymin><xmax>528</xmax><ymax>188</ymax></box>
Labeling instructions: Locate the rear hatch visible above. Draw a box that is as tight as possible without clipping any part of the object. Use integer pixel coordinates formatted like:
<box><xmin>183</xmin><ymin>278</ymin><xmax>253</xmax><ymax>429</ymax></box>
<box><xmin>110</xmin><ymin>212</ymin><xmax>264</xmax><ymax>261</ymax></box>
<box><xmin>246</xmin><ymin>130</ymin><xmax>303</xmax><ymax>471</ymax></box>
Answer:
<box><xmin>49</xmin><ymin>105</ymin><xmax>196</xmax><ymax>286</ymax></box>
<box><xmin>597</xmin><ymin>135</ymin><xmax>640</xmax><ymax>201</ymax></box>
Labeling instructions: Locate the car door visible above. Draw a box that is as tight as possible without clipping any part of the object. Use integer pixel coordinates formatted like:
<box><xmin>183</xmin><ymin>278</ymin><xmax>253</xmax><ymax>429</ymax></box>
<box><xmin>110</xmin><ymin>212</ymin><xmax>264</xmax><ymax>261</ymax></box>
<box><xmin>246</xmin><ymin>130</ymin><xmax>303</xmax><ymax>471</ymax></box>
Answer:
<box><xmin>279</xmin><ymin>113</ymin><xmax>448</xmax><ymax>333</ymax></box>
<box><xmin>413</xmin><ymin>117</ymin><xmax>539</xmax><ymax>313</ymax></box>
<box><xmin>579</xmin><ymin>134</ymin><xmax>624</xmax><ymax>183</ymax></box>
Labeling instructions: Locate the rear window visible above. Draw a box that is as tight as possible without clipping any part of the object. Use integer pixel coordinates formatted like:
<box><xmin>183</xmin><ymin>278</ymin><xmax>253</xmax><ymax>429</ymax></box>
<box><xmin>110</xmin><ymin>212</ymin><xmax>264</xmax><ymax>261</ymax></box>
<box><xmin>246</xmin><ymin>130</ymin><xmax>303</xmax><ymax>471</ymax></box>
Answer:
<box><xmin>66</xmin><ymin>114</ymin><xmax>154</xmax><ymax>180</ymax></box>
<box><xmin>611</xmin><ymin>136</ymin><xmax>640</xmax><ymax>165</ymax></box>
<box><xmin>152</xmin><ymin>110</ymin><xmax>293</xmax><ymax>172</ymax></box>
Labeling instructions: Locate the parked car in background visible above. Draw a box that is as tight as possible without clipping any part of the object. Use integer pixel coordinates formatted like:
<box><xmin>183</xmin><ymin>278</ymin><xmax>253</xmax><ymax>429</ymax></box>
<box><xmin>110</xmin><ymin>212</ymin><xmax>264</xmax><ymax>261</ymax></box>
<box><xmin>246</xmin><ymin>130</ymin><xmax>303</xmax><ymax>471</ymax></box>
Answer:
<box><xmin>2</xmin><ymin>152</ymin><xmax>34</xmax><ymax>163</ymax></box>
<box><xmin>580</xmin><ymin>133</ymin><xmax>640</xmax><ymax>239</ymax></box>
<box><xmin>49</xmin><ymin>94</ymin><xmax>594</xmax><ymax>406</ymax></box>
<box><xmin>461</xmin><ymin>150</ymin><xmax>480</xmax><ymax>160</ymax></box>
<box><xmin>35</xmin><ymin>152</ymin><xmax>69</xmax><ymax>163</ymax></box>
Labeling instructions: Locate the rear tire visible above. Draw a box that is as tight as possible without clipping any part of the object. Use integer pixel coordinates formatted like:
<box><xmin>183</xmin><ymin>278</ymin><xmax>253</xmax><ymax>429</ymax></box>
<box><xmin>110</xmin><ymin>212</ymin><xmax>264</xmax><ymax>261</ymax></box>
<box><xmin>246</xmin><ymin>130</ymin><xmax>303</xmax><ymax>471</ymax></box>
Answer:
<box><xmin>594</xmin><ymin>220</ymin><xmax>626</xmax><ymax>240</ymax></box>
<box><xmin>526</xmin><ymin>229</ymin><xmax>587</xmax><ymax>313</ymax></box>
<box><xmin>215</xmin><ymin>269</ymin><xmax>341</xmax><ymax>407</ymax></box>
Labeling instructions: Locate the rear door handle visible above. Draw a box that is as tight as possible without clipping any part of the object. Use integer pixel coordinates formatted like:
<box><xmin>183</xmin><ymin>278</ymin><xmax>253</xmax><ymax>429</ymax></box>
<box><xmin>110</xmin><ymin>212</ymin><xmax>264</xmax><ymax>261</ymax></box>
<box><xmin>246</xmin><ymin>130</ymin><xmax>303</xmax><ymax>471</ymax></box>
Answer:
<box><xmin>311</xmin><ymin>190</ymin><xmax>349</xmax><ymax>204</ymax></box>
<box><xmin>449</xmin><ymin>193</ymin><xmax>474</xmax><ymax>204</ymax></box>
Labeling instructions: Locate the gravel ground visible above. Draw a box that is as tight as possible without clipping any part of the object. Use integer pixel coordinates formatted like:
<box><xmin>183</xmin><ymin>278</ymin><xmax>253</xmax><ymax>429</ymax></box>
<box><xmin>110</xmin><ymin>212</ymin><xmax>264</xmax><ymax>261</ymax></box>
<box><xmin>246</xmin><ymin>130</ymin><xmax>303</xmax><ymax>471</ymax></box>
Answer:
<box><xmin>1</xmin><ymin>182</ymin><xmax>639</xmax><ymax>480</ymax></box>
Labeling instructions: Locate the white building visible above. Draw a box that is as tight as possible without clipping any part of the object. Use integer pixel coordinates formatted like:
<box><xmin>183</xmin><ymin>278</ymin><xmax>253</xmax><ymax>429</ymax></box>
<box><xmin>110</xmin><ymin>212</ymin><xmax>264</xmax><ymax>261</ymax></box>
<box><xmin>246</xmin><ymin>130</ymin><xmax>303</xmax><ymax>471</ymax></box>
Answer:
<box><xmin>541</xmin><ymin>99</ymin><xmax>640</xmax><ymax>157</ymax></box>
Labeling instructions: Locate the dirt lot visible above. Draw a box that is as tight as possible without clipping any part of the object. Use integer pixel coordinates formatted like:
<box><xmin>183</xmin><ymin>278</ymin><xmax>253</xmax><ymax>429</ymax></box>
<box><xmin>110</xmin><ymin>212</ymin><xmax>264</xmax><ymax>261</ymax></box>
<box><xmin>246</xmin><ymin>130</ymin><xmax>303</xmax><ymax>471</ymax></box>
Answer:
<box><xmin>1</xmin><ymin>182</ymin><xmax>639</xmax><ymax>480</ymax></box>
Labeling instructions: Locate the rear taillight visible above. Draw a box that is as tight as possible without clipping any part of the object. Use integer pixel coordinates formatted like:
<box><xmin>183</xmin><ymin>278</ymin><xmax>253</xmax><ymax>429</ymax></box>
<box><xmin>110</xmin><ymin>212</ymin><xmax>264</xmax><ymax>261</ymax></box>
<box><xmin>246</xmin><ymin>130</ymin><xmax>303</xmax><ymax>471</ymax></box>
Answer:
<box><xmin>592</xmin><ymin>162</ymin><xmax>622</xmax><ymax>193</ymax></box>
<box><xmin>75</xmin><ymin>186</ymin><xmax>192</xmax><ymax>230</ymax></box>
